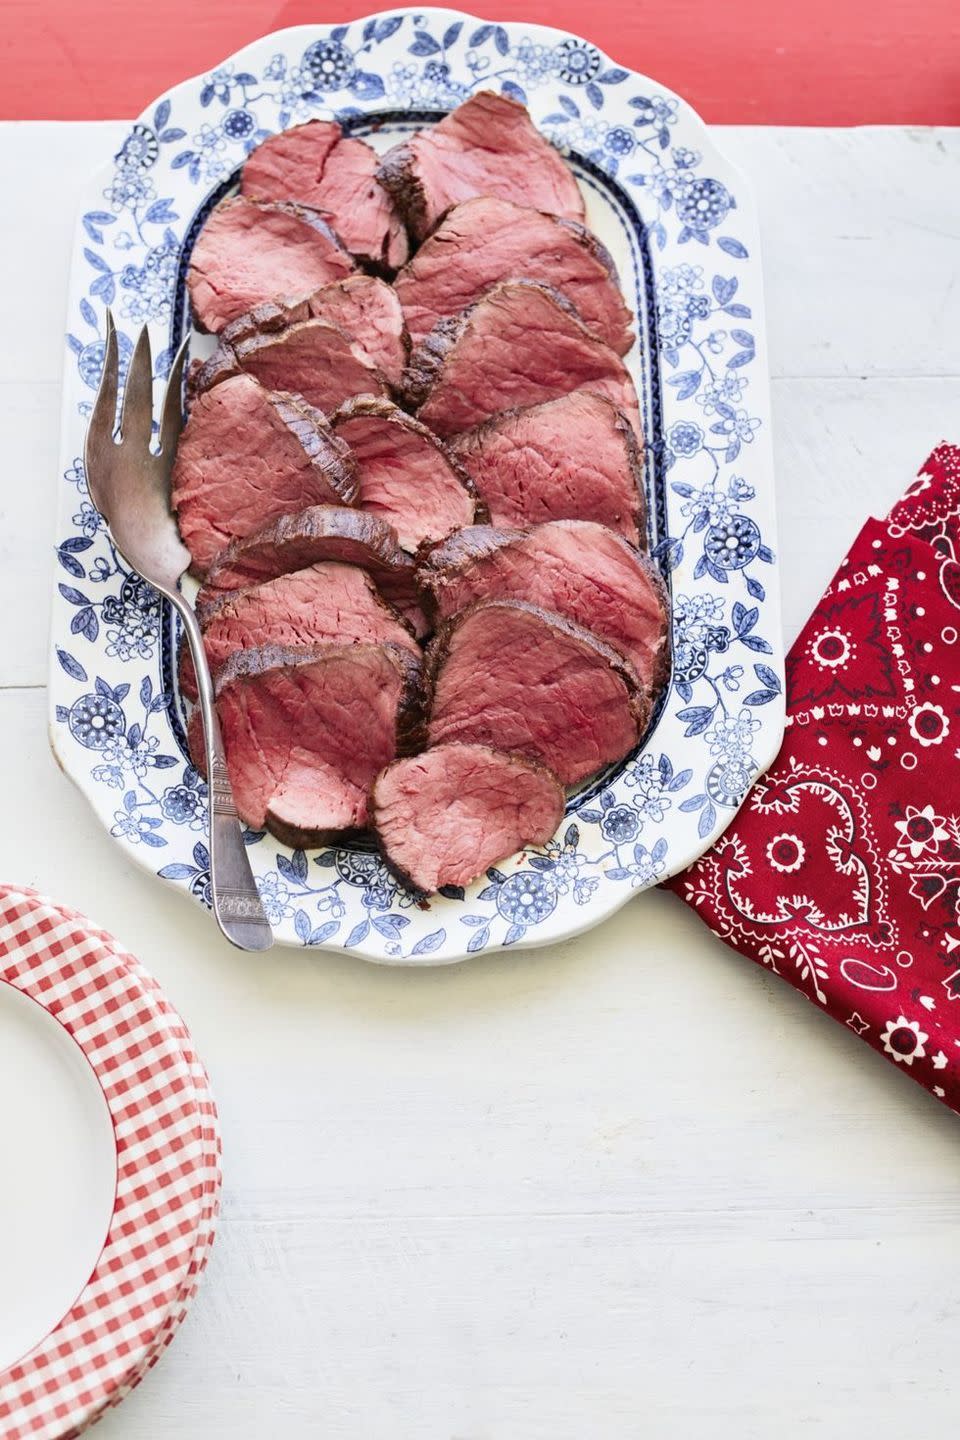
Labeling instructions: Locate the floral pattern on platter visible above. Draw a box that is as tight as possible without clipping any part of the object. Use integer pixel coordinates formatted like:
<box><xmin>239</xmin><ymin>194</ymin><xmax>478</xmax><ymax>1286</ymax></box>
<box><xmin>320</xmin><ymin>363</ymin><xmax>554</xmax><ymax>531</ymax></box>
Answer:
<box><xmin>52</xmin><ymin>9</ymin><xmax>782</xmax><ymax>962</ymax></box>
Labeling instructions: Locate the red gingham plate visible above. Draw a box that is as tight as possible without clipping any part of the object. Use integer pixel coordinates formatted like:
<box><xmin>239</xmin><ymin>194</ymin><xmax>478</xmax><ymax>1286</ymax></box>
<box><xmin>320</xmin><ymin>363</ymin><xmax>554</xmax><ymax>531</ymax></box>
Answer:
<box><xmin>70</xmin><ymin>947</ymin><xmax>221</xmax><ymax>1435</ymax></box>
<box><xmin>0</xmin><ymin>888</ymin><xmax>218</xmax><ymax>1440</ymax></box>
<box><xmin>37</xmin><ymin>902</ymin><xmax>222</xmax><ymax>1437</ymax></box>
<box><xmin>63</xmin><ymin>1059</ymin><xmax>219</xmax><ymax>1437</ymax></box>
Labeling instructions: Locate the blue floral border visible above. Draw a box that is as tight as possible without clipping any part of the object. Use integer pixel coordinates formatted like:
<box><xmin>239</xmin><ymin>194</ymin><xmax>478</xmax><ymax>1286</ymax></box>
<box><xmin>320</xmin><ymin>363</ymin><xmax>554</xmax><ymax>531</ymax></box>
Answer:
<box><xmin>51</xmin><ymin>9</ymin><xmax>783</xmax><ymax>962</ymax></box>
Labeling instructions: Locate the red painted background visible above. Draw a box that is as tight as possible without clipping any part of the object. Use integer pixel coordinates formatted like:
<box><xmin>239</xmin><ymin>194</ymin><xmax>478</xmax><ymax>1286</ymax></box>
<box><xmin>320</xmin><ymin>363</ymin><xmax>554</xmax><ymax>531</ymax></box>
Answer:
<box><xmin>3</xmin><ymin>0</ymin><xmax>958</xmax><ymax>122</ymax></box>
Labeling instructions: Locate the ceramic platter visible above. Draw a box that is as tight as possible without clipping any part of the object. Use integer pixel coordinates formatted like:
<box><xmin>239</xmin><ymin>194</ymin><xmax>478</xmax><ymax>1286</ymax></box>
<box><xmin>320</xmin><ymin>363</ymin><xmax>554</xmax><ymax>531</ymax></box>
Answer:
<box><xmin>50</xmin><ymin>8</ymin><xmax>783</xmax><ymax>963</ymax></box>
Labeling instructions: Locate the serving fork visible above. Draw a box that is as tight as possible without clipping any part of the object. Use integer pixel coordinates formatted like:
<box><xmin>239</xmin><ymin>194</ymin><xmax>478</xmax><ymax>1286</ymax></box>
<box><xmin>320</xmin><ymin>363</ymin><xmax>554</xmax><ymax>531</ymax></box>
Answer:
<box><xmin>85</xmin><ymin>312</ymin><xmax>273</xmax><ymax>950</ymax></box>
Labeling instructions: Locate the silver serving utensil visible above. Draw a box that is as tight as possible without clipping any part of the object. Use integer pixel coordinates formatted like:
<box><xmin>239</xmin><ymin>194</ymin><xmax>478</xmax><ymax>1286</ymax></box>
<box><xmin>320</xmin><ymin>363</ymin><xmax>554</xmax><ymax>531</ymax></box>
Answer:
<box><xmin>85</xmin><ymin>312</ymin><xmax>273</xmax><ymax>951</ymax></box>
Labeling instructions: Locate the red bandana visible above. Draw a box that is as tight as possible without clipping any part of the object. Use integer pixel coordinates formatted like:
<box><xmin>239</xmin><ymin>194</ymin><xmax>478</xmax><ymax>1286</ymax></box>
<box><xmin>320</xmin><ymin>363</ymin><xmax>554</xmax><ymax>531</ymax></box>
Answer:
<box><xmin>666</xmin><ymin>444</ymin><xmax>960</xmax><ymax>1111</ymax></box>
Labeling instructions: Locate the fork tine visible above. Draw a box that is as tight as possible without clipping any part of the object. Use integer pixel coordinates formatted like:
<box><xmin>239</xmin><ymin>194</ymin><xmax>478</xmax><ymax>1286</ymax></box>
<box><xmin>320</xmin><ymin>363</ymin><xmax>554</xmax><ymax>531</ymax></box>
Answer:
<box><xmin>158</xmin><ymin>335</ymin><xmax>189</xmax><ymax>464</ymax></box>
<box><xmin>119</xmin><ymin>325</ymin><xmax>154</xmax><ymax>449</ymax></box>
<box><xmin>85</xmin><ymin>310</ymin><xmax>120</xmax><ymax>481</ymax></box>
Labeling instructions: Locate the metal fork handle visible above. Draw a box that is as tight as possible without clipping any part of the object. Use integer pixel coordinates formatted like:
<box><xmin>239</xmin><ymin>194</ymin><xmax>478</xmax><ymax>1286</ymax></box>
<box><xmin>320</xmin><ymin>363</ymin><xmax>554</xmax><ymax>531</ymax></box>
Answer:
<box><xmin>174</xmin><ymin>597</ymin><xmax>273</xmax><ymax>951</ymax></box>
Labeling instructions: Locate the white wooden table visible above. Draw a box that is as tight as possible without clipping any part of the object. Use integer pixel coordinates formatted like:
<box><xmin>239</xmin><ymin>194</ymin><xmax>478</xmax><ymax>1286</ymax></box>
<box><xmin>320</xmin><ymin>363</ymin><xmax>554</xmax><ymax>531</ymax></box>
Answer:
<box><xmin>2</xmin><ymin>124</ymin><xmax>960</xmax><ymax>1438</ymax></box>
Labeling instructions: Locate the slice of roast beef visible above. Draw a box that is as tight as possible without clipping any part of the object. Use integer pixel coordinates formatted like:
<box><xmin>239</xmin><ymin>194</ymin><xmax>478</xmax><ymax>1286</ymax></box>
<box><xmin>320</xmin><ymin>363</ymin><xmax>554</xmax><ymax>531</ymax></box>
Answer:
<box><xmin>242</xmin><ymin>119</ymin><xmax>408</xmax><ymax>270</ymax></box>
<box><xmin>193</xmin><ymin>316</ymin><xmax>390</xmax><ymax>415</ymax></box>
<box><xmin>200</xmin><ymin>504</ymin><xmax>428</xmax><ymax>637</ymax></box>
<box><xmin>418</xmin><ymin>520</ymin><xmax>669</xmax><ymax>696</ymax></box>
<box><xmin>394</xmin><ymin>197</ymin><xmax>633</xmax><ymax>354</ymax></box>
<box><xmin>187</xmin><ymin>196</ymin><xmax>354</xmax><ymax>333</ymax></box>
<box><xmin>178</xmin><ymin>561</ymin><xmax>419</xmax><ymax>702</ymax></box>
<box><xmin>449</xmin><ymin>390</ymin><xmax>646</xmax><ymax>545</ymax></box>
<box><xmin>331</xmin><ymin>395</ymin><xmax>477</xmax><ymax>551</ymax></box>
<box><xmin>377</xmin><ymin>91</ymin><xmax>584</xmax><ymax>243</ymax></box>
<box><xmin>405</xmin><ymin>281</ymin><xmax>642</xmax><ymax>439</ymax></box>
<box><xmin>191</xmin><ymin>642</ymin><xmax>423</xmax><ymax>847</ymax></box>
<box><xmin>426</xmin><ymin>599</ymin><xmax>648</xmax><ymax>786</ymax></box>
<box><xmin>372</xmin><ymin>743</ymin><xmax>565</xmax><ymax>895</ymax></box>
<box><xmin>303</xmin><ymin>276</ymin><xmax>407</xmax><ymax>388</ymax></box>
<box><xmin>216</xmin><ymin>275</ymin><xmax>408</xmax><ymax>390</ymax></box>
<box><xmin>171</xmin><ymin>375</ymin><xmax>356</xmax><ymax>577</ymax></box>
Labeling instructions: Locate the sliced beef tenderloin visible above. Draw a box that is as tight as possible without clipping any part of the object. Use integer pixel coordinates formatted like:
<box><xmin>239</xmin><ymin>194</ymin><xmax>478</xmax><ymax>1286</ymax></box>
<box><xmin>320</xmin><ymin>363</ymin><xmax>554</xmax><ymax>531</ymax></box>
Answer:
<box><xmin>241</xmin><ymin>119</ymin><xmax>408</xmax><ymax>270</ymax></box>
<box><xmin>190</xmin><ymin>642</ymin><xmax>423</xmax><ymax>847</ymax></box>
<box><xmin>372</xmin><ymin>743</ymin><xmax>565</xmax><ymax>896</ymax></box>
<box><xmin>200</xmin><ymin>504</ymin><xmax>428</xmax><ymax>637</ymax></box>
<box><xmin>377</xmin><ymin>91</ymin><xmax>584</xmax><ymax>243</ymax></box>
<box><xmin>171</xmin><ymin>375</ymin><xmax>356</xmax><ymax>577</ymax></box>
<box><xmin>331</xmin><ymin>395</ymin><xmax>477</xmax><ymax>551</ymax></box>
<box><xmin>243</xmin><ymin>117</ymin><xmax>341</xmax><ymax>193</ymax></box>
<box><xmin>216</xmin><ymin>275</ymin><xmax>408</xmax><ymax>390</ymax></box>
<box><xmin>178</xmin><ymin>561</ymin><xmax>418</xmax><ymax>703</ymax></box>
<box><xmin>449</xmin><ymin>390</ymin><xmax>646</xmax><ymax>546</ymax></box>
<box><xmin>405</xmin><ymin>281</ymin><xmax>642</xmax><ymax>439</ymax></box>
<box><xmin>312</xmin><ymin>136</ymin><xmax>408</xmax><ymax>271</ymax></box>
<box><xmin>302</xmin><ymin>276</ymin><xmax>407</xmax><ymax>387</ymax></box>
<box><xmin>192</xmin><ymin>316</ymin><xmax>390</xmax><ymax>415</ymax></box>
<box><xmin>394</xmin><ymin>197</ymin><xmax>633</xmax><ymax>355</ymax></box>
<box><xmin>426</xmin><ymin>599</ymin><xmax>648</xmax><ymax>786</ymax></box>
<box><xmin>418</xmin><ymin>520</ymin><xmax>669</xmax><ymax>697</ymax></box>
<box><xmin>187</xmin><ymin>195</ymin><xmax>354</xmax><ymax>333</ymax></box>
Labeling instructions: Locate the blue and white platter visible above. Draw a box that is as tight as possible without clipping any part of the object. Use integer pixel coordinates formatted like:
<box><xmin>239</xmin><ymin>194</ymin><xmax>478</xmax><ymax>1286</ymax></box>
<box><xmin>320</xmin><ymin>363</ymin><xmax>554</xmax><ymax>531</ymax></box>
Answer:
<box><xmin>50</xmin><ymin>8</ymin><xmax>784</xmax><ymax>963</ymax></box>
